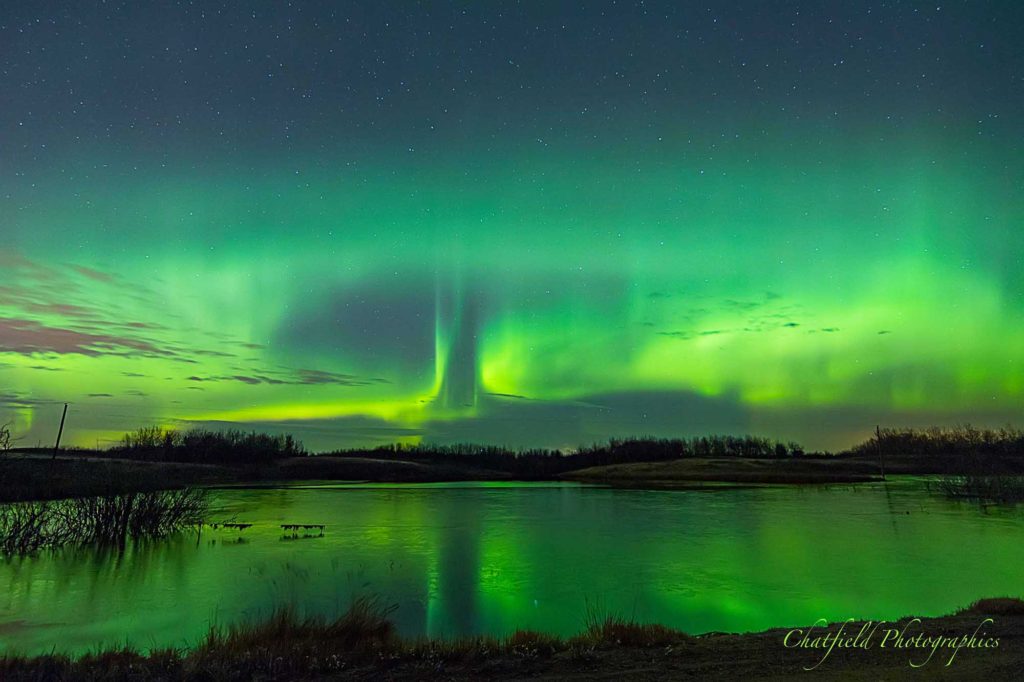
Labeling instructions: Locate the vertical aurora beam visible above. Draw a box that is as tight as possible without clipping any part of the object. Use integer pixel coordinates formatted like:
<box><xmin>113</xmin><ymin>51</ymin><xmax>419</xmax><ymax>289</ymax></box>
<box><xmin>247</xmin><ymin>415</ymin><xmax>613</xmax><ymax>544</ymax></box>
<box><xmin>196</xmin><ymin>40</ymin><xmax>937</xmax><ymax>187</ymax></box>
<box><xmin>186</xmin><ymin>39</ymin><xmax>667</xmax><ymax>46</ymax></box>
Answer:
<box><xmin>434</xmin><ymin>267</ymin><xmax>479</xmax><ymax>413</ymax></box>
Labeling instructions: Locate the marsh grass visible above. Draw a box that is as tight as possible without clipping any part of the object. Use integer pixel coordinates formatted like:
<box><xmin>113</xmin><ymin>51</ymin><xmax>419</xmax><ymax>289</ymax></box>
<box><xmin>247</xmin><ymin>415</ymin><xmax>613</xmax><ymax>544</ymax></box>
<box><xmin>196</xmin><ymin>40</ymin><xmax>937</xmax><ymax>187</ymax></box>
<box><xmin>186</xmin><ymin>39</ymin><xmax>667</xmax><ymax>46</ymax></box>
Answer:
<box><xmin>962</xmin><ymin>597</ymin><xmax>1024</xmax><ymax>615</ymax></box>
<box><xmin>0</xmin><ymin>488</ymin><xmax>208</xmax><ymax>555</ymax></box>
<box><xmin>928</xmin><ymin>447</ymin><xmax>1024</xmax><ymax>504</ymax></box>
<box><xmin>579</xmin><ymin>596</ymin><xmax>687</xmax><ymax>647</ymax></box>
<box><xmin>579</xmin><ymin>614</ymin><xmax>685</xmax><ymax>647</ymax></box>
<box><xmin>61</xmin><ymin>488</ymin><xmax>209</xmax><ymax>543</ymax></box>
<box><xmin>934</xmin><ymin>475</ymin><xmax>1024</xmax><ymax>504</ymax></box>
<box><xmin>198</xmin><ymin>598</ymin><xmax>398</xmax><ymax>658</ymax></box>
<box><xmin>10</xmin><ymin>598</ymin><xmax>1024</xmax><ymax>680</ymax></box>
<box><xmin>0</xmin><ymin>597</ymin><xmax>694</xmax><ymax>680</ymax></box>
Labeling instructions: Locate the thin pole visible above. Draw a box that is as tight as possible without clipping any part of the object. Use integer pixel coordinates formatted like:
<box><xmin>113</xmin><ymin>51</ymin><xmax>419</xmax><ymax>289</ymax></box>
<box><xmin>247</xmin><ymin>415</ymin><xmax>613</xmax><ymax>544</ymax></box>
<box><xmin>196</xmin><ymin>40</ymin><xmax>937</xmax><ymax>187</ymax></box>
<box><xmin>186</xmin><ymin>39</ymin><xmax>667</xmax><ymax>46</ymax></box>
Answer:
<box><xmin>876</xmin><ymin>424</ymin><xmax>886</xmax><ymax>481</ymax></box>
<box><xmin>52</xmin><ymin>403</ymin><xmax>68</xmax><ymax>460</ymax></box>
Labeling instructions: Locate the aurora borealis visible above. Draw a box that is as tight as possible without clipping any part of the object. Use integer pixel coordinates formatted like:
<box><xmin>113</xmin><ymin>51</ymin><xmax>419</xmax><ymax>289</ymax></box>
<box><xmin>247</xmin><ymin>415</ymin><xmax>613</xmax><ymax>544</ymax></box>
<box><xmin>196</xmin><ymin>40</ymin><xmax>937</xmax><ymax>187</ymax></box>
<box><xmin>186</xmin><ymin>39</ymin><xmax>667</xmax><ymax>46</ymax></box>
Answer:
<box><xmin>1</xmin><ymin>2</ymin><xmax>1022</xmax><ymax>452</ymax></box>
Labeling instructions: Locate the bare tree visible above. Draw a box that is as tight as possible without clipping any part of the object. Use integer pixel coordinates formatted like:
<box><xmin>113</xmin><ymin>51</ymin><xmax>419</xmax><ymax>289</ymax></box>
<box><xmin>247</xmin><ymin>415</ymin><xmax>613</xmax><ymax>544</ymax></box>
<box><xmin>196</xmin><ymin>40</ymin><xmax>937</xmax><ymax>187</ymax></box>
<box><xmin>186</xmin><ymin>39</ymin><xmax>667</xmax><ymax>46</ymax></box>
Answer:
<box><xmin>0</xmin><ymin>421</ymin><xmax>12</xmax><ymax>456</ymax></box>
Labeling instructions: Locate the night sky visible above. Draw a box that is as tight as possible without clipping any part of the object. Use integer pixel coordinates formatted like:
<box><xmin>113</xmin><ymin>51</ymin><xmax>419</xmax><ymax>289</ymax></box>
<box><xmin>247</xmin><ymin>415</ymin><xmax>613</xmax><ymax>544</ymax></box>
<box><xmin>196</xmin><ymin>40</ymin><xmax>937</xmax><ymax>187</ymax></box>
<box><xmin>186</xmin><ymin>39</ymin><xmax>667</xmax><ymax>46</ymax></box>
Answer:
<box><xmin>2</xmin><ymin>2</ymin><xmax>1022</xmax><ymax>452</ymax></box>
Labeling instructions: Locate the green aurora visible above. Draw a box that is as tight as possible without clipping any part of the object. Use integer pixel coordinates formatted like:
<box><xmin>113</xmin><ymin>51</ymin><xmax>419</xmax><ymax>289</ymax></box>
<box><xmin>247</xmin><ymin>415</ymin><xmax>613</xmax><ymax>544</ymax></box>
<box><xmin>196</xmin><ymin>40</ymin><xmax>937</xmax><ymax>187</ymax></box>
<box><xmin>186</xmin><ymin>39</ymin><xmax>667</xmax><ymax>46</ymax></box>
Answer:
<box><xmin>2</xmin><ymin>3</ymin><xmax>1022</xmax><ymax>452</ymax></box>
<box><xmin>4</xmin><ymin>128</ymin><xmax>1022</xmax><ymax>452</ymax></box>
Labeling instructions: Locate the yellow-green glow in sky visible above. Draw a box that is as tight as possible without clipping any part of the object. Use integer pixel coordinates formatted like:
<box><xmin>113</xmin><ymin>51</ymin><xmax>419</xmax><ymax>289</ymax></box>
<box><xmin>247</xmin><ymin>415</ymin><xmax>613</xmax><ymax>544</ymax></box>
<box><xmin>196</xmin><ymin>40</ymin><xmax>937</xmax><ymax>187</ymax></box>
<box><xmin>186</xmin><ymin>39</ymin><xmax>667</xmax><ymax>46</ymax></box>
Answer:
<box><xmin>2</xmin><ymin>2</ymin><xmax>1022</xmax><ymax>452</ymax></box>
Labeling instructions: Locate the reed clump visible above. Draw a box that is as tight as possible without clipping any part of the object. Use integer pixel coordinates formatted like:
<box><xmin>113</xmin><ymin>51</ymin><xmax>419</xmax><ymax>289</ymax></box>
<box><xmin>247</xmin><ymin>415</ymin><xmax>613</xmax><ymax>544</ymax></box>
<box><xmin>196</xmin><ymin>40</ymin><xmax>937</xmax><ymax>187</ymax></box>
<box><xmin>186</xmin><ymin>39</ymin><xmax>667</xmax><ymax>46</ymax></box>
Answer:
<box><xmin>579</xmin><ymin>614</ymin><xmax>686</xmax><ymax>647</ymax></box>
<box><xmin>0</xmin><ymin>488</ymin><xmax>208</xmax><ymax>555</ymax></box>
<box><xmin>934</xmin><ymin>474</ymin><xmax>1024</xmax><ymax>504</ymax></box>
<box><xmin>0</xmin><ymin>501</ymin><xmax>52</xmax><ymax>555</ymax></box>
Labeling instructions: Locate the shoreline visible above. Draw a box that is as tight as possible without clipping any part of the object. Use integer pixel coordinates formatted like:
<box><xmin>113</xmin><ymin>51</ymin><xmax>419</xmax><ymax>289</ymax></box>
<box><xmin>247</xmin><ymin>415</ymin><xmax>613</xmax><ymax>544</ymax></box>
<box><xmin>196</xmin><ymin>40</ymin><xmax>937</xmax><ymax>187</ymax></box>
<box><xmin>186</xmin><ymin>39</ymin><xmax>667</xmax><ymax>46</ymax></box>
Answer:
<box><xmin>4</xmin><ymin>452</ymin><xmax>1022</xmax><ymax>679</ymax></box>
<box><xmin>0</xmin><ymin>451</ymin><xmax>971</xmax><ymax>503</ymax></box>
<box><xmin>3</xmin><ymin>598</ymin><xmax>1022</xmax><ymax>680</ymax></box>
<box><xmin>563</xmin><ymin>456</ymin><xmax>885</xmax><ymax>486</ymax></box>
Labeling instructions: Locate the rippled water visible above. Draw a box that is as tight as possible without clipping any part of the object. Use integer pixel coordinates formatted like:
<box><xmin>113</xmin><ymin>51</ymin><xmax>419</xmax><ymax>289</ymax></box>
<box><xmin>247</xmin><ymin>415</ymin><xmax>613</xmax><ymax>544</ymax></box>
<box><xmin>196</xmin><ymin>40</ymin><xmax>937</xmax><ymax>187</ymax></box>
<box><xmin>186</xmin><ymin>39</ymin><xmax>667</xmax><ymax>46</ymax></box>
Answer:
<box><xmin>2</xmin><ymin>478</ymin><xmax>1022</xmax><ymax>654</ymax></box>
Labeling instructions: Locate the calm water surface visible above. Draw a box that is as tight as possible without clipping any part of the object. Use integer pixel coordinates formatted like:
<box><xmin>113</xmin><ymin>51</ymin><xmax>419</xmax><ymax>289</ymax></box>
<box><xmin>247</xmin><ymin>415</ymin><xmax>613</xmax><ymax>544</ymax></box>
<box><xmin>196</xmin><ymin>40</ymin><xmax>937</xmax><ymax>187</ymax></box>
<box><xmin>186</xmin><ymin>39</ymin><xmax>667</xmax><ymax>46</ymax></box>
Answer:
<box><xmin>2</xmin><ymin>478</ymin><xmax>1022</xmax><ymax>654</ymax></box>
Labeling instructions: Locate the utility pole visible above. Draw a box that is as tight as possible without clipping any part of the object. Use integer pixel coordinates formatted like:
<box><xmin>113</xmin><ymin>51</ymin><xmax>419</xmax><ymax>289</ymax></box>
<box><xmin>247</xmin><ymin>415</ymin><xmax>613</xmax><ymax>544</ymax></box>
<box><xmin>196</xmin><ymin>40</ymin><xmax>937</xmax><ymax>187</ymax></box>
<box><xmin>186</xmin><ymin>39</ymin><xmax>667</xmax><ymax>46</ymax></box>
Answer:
<box><xmin>876</xmin><ymin>424</ymin><xmax>886</xmax><ymax>481</ymax></box>
<box><xmin>52</xmin><ymin>403</ymin><xmax>68</xmax><ymax>460</ymax></box>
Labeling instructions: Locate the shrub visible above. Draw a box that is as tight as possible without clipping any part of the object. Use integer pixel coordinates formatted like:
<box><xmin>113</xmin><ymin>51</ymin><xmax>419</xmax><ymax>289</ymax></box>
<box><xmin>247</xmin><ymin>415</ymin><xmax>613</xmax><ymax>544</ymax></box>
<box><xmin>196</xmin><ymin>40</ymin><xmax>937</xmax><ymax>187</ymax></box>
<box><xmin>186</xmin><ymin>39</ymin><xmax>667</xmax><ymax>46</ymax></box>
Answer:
<box><xmin>0</xmin><ymin>488</ymin><xmax>208</xmax><ymax>555</ymax></box>
<box><xmin>114</xmin><ymin>427</ymin><xmax>304</xmax><ymax>464</ymax></box>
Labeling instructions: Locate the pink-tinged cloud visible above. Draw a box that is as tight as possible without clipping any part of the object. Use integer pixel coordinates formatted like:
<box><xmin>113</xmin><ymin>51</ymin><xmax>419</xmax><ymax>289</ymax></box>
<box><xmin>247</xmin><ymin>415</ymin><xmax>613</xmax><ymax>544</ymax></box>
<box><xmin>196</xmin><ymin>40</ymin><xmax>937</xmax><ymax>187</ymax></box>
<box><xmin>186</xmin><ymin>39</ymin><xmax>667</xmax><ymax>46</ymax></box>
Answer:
<box><xmin>0</xmin><ymin>317</ymin><xmax>172</xmax><ymax>358</ymax></box>
<box><xmin>70</xmin><ymin>264</ymin><xmax>117</xmax><ymax>283</ymax></box>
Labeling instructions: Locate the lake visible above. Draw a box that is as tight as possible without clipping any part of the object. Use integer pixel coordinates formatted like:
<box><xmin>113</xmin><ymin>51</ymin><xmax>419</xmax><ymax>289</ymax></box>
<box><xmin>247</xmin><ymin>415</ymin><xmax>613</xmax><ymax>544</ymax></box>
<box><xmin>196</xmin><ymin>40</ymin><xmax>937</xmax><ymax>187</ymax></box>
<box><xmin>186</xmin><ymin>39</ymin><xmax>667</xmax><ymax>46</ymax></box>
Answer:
<box><xmin>2</xmin><ymin>478</ymin><xmax>1022</xmax><ymax>654</ymax></box>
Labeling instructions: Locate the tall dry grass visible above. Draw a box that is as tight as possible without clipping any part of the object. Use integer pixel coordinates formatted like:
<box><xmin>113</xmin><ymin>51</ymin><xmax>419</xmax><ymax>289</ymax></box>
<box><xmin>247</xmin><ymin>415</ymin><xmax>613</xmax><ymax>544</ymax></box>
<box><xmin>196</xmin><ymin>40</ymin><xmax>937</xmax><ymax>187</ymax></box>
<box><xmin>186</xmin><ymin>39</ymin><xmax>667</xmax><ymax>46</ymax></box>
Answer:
<box><xmin>0</xmin><ymin>488</ymin><xmax>208</xmax><ymax>555</ymax></box>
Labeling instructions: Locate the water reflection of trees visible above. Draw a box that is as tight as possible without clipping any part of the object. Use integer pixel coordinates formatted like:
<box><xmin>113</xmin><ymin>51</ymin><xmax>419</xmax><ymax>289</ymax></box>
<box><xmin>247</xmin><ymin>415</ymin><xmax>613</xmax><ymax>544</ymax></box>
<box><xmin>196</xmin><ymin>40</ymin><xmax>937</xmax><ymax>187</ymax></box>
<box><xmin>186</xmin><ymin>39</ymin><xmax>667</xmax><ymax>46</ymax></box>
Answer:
<box><xmin>2</xmin><ymin>534</ymin><xmax>201</xmax><ymax>613</ymax></box>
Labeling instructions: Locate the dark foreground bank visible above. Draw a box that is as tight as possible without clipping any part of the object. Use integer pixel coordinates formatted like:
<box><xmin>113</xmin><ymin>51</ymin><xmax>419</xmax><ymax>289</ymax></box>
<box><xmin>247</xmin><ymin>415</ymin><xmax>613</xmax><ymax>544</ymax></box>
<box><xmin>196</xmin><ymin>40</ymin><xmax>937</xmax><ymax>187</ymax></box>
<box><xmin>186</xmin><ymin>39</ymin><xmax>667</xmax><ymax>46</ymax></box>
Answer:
<box><xmin>2</xmin><ymin>598</ymin><xmax>1021</xmax><ymax>680</ymax></box>
<box><xmin>0</xmin><ymin>453</ymin><xmax>510</xmax><ymax>503</ymax></box>
<box><xmin>3</xmin><ymin>450</ymin><xmax>1020</xmax><ymax>503</ymax></box>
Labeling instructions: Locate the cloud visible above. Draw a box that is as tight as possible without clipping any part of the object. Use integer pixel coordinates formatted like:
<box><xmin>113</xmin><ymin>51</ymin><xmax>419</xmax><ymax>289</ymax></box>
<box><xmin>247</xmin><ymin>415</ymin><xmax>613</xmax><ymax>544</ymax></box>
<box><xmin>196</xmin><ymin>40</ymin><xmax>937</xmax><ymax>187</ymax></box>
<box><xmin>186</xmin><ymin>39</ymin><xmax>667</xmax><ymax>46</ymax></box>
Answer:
<box><xmin>0</xmin><ymin>252</ymin><xmax>261</xmax><ymax>366</ymax></box>
<box><xmin>0</xmin><ymin>391</ymin><xmax>59</xmax><ymax>408</ymax></box>
<box><xmin>485</xmin><ymin>392</ymin><xmax>531</xmax><ymax>400</ymax></box>
<box><xmin>723</xmin><ymin>298</ymin><xmax>763</xmax><ymax>311</ymax></box>
<box><xmin>0</xmin><ymin>317</ymin><xmax>175</xmax><ymax>358</ymax></box>
<box><xmin>296</xmin><ymin>369</ymin><xmax>387</xmax><ymax>386</ymax></box>
<box><xmin>175</xmin><ymin>416</ymin><xmax>424</xmax><ymax>448</ymax></box>
<box><xmin>70</xmin><ymin>265</ymin><xmax>117</xmax><ymax>283</ymax></box>
<box><xmin>194</xmin><ymin>349</ymin><xmax>237</xmax><ymax>358</ymax></box>
<box><xmin>118</xmin><ymin>321</ymin><xmax>169</xmax><ymax>330</ymax></box>
<box><xmin>183</xmin><ymin>367</ymin><xmax>387</xmax><ymax>387</ymax></box>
